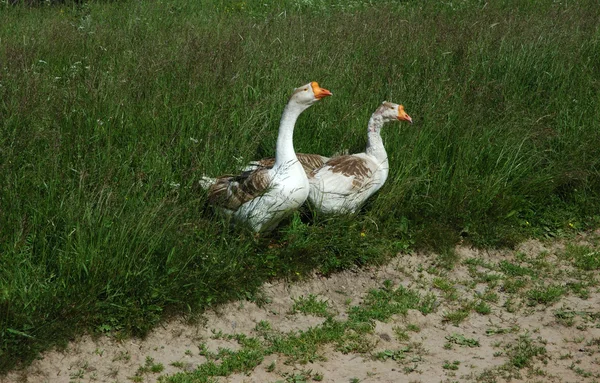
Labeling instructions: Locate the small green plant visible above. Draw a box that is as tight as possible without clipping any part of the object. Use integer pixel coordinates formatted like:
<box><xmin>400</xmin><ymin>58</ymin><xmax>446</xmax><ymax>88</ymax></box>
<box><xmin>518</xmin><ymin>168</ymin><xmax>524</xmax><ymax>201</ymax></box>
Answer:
<box><xmin>485</xmin><ymin>326</ymin><xmax>519</xmax><ymax>335</ymax></box>
<box><xmin>443</xmin><ymin>309</ymin><xmax>470</xmax><ymax>325</ymax></box>
<box><xmin>69</xmin><ymin>369</ymin><xmax>85</xmax><ymax>379</ymax></box>
<box><xmin>135</xmin><ymin>356</ymin><xmax>164</xmax><ymax>376</ymax></box>
<box><xmin>498</xmin><ymin>261</ymin><xmax>536</xmax><ymax>277</ymax></box>
<box><xmin>480</xmin><ymin>290</ymin><xmax>499</xmax><ymax>303</ymax></box>
<box><xmin>375</xmin><ymin>347</ymin><xmax>411</xmax><ymax>362</ymax></box>
<box><xmin>503</xmin><ymin>278</ymin><xmax>528</xmax><ymax>293</ymax></box>
<box><xmin>113</xmin><ymin>351</ymin><xmax>131</xmax><ymax>362</ymax></box>
<box><xmin>393</xmin><ymin>326</ymin><xmax>410</xmax><ymax>342</ymax></box>
<box><xmin>445</xmin><ymin>334</ymin><xmax>480</xmax><ymax>348</ymax></box>
<box><xmin>570</xmin><ymin>364</ymin><xmax>593</xmax><ymax>378</ymax></box>
<box><xmin>474</xmin><ymin>301</ymin><xmax>491</xmax><ymax>315</ymax></box>
<box><xmin>432</xmin><ymin>277</ymin><xmax>458</xmax><ymax>300</ymax></box>
<box><xmin>527</xmin><ymin>285</ymin><xmax>565</xmax><ymax>306</ymax></box>
<box><xmin>563</xmin><ymin>245</ymin><xmax>600</xmax><ymax>270</ymax></box>
<box><xmin>442</xmin><ymin>360</ymin><xmax>460</xmax><ymax>370</ymax></box>
<box><xmin>506</xmin><ymin>335</ymin><xmax>547</xmax><ymax>369</ymax></box>
<box><xmin>290</xmin><ymin>295</ymin><xmax>331</xmax><ymax>317</ymax></box>
<box><xmin>255</xmin><ymin>320</ymin><xmax>272</xmax><ymax>332</ymax></box>
<box><xmin>435</xmin><ymin>248</ymin><xmax>460</xmax><ymax>271</ymax></box>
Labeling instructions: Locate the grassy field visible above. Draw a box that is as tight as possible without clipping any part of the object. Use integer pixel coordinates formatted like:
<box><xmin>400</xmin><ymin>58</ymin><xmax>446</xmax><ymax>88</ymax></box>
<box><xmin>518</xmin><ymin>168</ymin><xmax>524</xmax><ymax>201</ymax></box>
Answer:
<box><xmin>1</xmin><ymin>0</ymin><xmax>600</xmax><ymax>373</ymax></box>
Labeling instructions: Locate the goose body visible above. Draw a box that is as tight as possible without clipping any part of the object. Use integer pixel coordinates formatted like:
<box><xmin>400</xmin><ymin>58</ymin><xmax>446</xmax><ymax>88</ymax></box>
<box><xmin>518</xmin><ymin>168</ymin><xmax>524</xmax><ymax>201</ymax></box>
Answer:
<box><xmin>200</xmin><ymin>82</ymin><xmax>332</xmax><ymax>232</ymax></box>
<box><xmin>307</xmin><ymin>102</ymin><xmax>412</xmax><ymax>214</ymax></box>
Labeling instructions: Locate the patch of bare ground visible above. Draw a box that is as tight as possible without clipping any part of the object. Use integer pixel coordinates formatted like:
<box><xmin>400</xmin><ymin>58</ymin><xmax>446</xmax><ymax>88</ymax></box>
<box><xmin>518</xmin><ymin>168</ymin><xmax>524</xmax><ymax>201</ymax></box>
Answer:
<box><xmin>4</xmin><ymin>234</ymin><xmax>600</xmax><ymax>383</ymax></box>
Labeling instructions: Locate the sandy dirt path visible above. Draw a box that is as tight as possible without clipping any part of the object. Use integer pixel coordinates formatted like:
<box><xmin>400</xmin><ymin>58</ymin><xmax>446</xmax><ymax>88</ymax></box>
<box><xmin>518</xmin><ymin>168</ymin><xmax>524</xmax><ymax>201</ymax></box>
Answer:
<box><xmin>4</xmin><ymin>237</ymin><xmax>600</xmax><ymax>383</ymax></box>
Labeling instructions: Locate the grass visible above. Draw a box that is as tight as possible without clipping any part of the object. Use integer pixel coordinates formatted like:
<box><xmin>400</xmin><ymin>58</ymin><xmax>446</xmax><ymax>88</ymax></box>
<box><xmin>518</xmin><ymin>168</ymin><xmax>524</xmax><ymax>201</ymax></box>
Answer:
<box><xmin>290</xmin><ymin>294</ymin><xmax>330</xmax><ymax>317</ymax></box>
<box><xmin>1</xmin><ymin>0</ymin><xmax>600</xmax><ymax>374</ymax></box>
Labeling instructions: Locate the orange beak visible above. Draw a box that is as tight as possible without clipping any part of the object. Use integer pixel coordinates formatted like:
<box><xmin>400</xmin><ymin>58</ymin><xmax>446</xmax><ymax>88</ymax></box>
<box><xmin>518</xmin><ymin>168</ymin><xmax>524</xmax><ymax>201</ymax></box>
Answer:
<box><xmin>397</xmin><ymin>105</ymin><xmax>413</xmax><ymax>123</ymax></box>
<box><xmin>311</xmin><ymin>81</ymin><xmax>333</xmax><ymax>99</ymax></box>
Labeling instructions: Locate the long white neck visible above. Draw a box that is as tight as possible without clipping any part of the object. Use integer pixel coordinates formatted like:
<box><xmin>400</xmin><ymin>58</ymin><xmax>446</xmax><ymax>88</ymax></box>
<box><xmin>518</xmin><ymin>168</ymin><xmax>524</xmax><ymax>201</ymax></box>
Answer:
<box><xmin>274</xmin><ymin>100</ymin><xmax>306</xmax><ymax>168</ymax></box>
<box><xmin>365</xmin><ymin>113</ymin><xmax>387</xmax><ymax>162</ymax></box>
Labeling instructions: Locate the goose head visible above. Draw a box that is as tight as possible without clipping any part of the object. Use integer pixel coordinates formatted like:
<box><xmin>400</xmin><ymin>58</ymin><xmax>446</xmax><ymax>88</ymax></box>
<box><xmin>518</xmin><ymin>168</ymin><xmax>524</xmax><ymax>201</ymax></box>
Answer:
<box><xmin>377</xmin><ymin>101</ymin><xmax>413</xmax><ymax>124</ymax></box>
<box><xmin>289</xmin><ymin>81</ymin><xmax>333</xmax><ymax>108</ymax></box>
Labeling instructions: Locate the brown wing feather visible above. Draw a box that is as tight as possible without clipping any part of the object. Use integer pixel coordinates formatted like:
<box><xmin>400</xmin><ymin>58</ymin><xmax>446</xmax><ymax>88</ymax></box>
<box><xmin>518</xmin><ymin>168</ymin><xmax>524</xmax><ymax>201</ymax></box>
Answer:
<box><xmin>314</xmin><ymin>155</ymin><xmax>372</xmax><ymax>188</ymax></box>
<box><xmin>296</xmin><ymin>153</ymin><xmax>328</xmax><ymax>174</ymax></box>
<box><xmin>207</xmin><ymin>169</ymin><xmax>271</xmax><ymax>211</ymax></box>
<box><xmin>253</xmin><ymin>157</ymin><xmax>276</xmax><ymax>168</ymax></box>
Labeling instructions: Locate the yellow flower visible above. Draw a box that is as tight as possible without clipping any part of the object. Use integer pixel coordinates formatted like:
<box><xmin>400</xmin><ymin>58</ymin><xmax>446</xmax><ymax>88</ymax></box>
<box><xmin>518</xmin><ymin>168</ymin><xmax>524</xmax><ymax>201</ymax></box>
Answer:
<box><xmin>360</xmin><ymin>232</ymin><xmax>366</xmax><ymax>237</ymax></box>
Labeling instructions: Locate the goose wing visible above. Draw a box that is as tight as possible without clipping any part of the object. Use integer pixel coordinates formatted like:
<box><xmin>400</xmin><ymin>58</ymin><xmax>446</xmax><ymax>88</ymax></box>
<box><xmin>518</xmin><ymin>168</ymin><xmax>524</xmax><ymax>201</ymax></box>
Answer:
<box><xmin>207</xmin><ymin>168</ymin><xmax>272</xmax><ymax>211</ymax></box>
<box><xmin>311</xmin><ymin>155</ymin><xmax>375</xmax><ymax>193</ymax></box>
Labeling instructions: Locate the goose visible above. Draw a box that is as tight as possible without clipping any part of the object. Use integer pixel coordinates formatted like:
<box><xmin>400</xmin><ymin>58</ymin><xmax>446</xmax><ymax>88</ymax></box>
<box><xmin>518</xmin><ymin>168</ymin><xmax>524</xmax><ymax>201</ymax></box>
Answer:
<box><xmin>307</xmin><ymin>101</ymin><xmax>412</xmax><ymax>214</ymax></box>
<box><xmin>199</xmin><ymin>82</ymin><xmax>333</xmax><ymax>232</ymax></box>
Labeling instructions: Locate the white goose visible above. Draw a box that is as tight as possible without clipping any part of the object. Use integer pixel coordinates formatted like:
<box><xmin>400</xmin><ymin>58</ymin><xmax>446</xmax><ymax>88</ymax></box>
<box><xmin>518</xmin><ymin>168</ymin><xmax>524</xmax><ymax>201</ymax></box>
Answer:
<box><xmin>307</xmin><ymin>101</ymin><xmax>412</xmax><ymax>214</ymax></box>
<box><xmin>199</xmin><ymin>82</ymin><xmax>333</xmax><ymax>232</ymax></box>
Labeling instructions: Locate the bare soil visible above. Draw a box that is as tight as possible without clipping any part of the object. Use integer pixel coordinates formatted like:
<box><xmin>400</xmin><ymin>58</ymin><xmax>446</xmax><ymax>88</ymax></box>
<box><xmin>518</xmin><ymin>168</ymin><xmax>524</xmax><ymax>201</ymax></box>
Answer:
<box><xmin>4</xmin><ymin>236</ymin><xmax>600</xmax><ymax>383</ymax></box>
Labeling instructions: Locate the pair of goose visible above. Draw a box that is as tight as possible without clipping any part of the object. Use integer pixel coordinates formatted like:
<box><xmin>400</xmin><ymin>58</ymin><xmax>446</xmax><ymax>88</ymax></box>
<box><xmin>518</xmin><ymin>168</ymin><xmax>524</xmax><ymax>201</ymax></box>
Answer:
<box><xmin>199</xmin><ymin>82</ymin><xmax>413</xmax><ymax>232</ymax></box>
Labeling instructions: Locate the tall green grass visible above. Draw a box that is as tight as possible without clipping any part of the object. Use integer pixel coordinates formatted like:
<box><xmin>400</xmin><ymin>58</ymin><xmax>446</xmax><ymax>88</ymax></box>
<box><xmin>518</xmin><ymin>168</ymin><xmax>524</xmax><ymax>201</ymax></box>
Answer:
<box><xmin>1</xmin><ymin>0</ymin><xmax>600</xmax><ymax>373</ymax></box>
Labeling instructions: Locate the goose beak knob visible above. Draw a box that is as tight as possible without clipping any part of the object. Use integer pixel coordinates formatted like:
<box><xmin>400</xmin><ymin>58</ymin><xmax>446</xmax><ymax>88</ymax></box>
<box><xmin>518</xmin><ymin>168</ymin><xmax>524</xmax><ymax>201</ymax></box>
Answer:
<box><xmin>311</xmin><ymin>82</ymin><xmax>333</xmax><ymax>99</ymax></box>
<box><xmin>398</xmin><ymin>105</ymin><xmax>413</xmax><ymax>123</ymax></box>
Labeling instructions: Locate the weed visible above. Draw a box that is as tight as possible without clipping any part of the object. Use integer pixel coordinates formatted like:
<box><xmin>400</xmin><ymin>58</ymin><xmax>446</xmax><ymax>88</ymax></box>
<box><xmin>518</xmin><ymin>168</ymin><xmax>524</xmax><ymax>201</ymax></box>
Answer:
<box><xmin>255</xmin><ymin>320</ymin><xmax>272</xmax><ymax>332</ymax></box>
<box><xmin>375</xmin><ymin>347</ymin><xmax>411</xmax><ymax>362</ymax></box>
<box><xmin>445</xmin><ymin>334</ymin><xmax>480</xmax><ymax>348</ymax></box>
<box><xmin>433</xmin><ymin>277</ymin><xmax>457</xmax><ymax>297</ymax></box>
<box><xmin>479</xmin><ymin>290</ymin><xmax>499</xmax><ymax>303</ymax></box>
<box><xmin>435</xmin><ymin>248</ymin><xmax>461</xmax><ymax>271</ymax></box>
<box><xmin>443</xmin><ymin>309</ymin><xmax>470</xmax><ymax>326</ymax></box>
<box><xmin>474</xmin><ymin>301</ymin><xmax>492</xmax><ymax>315</ymax></box>
<box><xmin>290</xmin><ymin>295</ymin><xmax>331</xmax><ymax>317</ymax></box>
<box><xmin>503</xmin><ymin>278</ymin><xmax>528</xmax><ymax>294</ymax></box>
<box><xmin>113</xmin><ymin>351</ymin><xmax>131</xmax><ymax>363</ymax></box>
<box><xmin>570</xmin><ymin>363</ymin><xmax>594</xmax><ymax>378</ymax></box>
<box><xmin>563</xmin><ymin>245</ymin><xmax>600</xmax><ymax>270</ymax></box>
<box><xmin>442</xmin><ymin>360</ymin><xmax>460</xmax><ymax>370</ymax></box>
<box><xmin>505</xmin><ymin>335</ymin><xmax>547</xmax><ymax>369</ymax></box>
<box><xmin>498</xmin><ymin>261</ymin><xmax>536</xmax><ymax>277</ymax></box>
<box><xmin>526</xmin><ymin>285</ymin><xmax>566</xmax><ymax>306</ymax></box>
<box><xmin>347</xmin><ymin>282</ymin><xmax>422</xmax><ymax>325</ymax></box>
<box><xmin>485</xmin><ymin>326</ymin><xmax>519</xmax><ymax>336</ymax></box>
<box><xmin>393</xmin><ymin>326</ymin><xmax>410</xmax><ymax>342</ymax></box>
